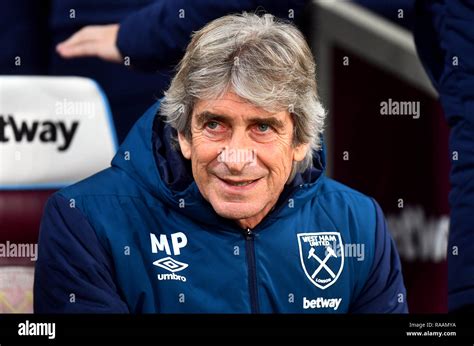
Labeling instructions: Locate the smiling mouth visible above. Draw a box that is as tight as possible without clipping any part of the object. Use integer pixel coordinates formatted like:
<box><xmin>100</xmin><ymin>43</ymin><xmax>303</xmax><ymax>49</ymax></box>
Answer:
<box><xmin>217</xmin><ymin>177</ymin><xmax>260</xmax><ymax>187</ymax></box>
<box><xmin>225</xmin><ymin>180</ymin><xmax>255</xmax><ymax>186</ymax></box>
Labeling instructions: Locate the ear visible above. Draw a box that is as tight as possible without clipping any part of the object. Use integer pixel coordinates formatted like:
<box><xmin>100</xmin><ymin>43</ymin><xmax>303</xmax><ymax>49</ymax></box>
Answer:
<box><xmin>177</xmin><ymin>132</ymin><xmax>192</xmax><ymax>160</ymax></box>
<box><xmin>293</xmin><ymin>143</ymin><xmax>309</xmax><ymax>162</ymax></box>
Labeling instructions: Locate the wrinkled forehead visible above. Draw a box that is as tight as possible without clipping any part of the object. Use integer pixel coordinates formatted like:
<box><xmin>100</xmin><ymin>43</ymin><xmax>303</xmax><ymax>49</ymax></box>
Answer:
<box><xmin>191</xmin><ymin>92</ymin><xmax>292</xmax><ymax>127</ymax></box>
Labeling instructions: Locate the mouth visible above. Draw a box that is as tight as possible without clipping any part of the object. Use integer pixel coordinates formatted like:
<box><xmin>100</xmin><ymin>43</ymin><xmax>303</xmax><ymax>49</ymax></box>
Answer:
<box><xmin>216</xmin><ymin>176</ymin><xmax>262</xmax><ymax>190</ymax></box>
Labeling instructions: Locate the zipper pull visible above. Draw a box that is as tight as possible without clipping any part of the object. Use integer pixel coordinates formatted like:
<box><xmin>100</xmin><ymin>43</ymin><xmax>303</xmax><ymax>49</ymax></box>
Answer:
<box><xmin>245</xmin><ymin>228</ymin><xmax>253</xmax><ymax>240</ymax></box>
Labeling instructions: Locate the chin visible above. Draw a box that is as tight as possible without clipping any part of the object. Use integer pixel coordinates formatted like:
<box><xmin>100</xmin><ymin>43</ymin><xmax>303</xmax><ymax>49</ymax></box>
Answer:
<box><xmin>210</xmin><ymin>199</ymin><xmax>261</xmax><ymax>221</ymax></box>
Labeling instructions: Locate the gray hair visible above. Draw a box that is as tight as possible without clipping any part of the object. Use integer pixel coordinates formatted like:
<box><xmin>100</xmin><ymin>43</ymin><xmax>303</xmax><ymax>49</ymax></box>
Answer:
<box><xmin>160</xmin><ymin>12</ymin><xmax>326</xmax><ymax>178</ymax></box>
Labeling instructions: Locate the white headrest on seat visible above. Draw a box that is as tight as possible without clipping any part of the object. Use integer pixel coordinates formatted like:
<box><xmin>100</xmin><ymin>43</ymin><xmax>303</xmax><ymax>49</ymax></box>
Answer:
<box><xmin>0</xmin><ymin>76</ymin><xmax>118</xmax><ymax>189</ymax></box>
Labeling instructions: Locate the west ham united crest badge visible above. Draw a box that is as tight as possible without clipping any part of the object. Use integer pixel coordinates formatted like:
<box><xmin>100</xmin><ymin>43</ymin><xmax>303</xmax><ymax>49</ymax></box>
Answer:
<box><xmin>297</xmin><ymin>232</ymin><xmax>344</xmax><ymax>290</ymax></box>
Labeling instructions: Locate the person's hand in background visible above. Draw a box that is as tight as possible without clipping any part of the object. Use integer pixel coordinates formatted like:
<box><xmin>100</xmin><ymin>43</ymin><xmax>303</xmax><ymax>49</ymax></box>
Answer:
<box><xmin>56</xmin><ymin>24</ymin><xmax>122</xmax><ymax>63</ymax></box>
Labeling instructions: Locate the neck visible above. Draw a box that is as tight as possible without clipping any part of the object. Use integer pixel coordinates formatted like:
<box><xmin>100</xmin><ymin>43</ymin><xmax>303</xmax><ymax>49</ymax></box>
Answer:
<box><xmin>234</xmin><ymin>199</ymin><xmax>277</xmax><ymax>230</ymax></box>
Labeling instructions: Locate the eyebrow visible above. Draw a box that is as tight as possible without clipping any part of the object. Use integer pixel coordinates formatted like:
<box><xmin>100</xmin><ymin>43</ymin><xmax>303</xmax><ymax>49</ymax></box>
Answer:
<box><xmin>195</xmin><ymin>111</ymin><xmax>286</xmax><ymax>130</ymax></box>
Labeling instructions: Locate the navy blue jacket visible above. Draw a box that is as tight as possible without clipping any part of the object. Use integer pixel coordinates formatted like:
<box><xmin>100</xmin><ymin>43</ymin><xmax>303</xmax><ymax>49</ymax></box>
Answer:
<box><xmin>34</xmin><ymin>101</ymin><xmax>408</xmax><ymax>313</ymax></box>
<box><xmin>415</xmin><ymin>0</ymin><xmax>474</xmax><ymax>311</ymax></box>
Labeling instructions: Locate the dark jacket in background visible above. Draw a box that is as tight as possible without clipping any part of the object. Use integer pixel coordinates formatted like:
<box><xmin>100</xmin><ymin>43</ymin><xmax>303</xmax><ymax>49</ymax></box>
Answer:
<box><xmin>0</xmin><ymin>0</ymin><xmax>308</xmax><ymax>142</ymax></box>
<box><xmin>415</xmin><ymin>0</ymin><xmax>474</xmax><ymax>312</ymax></box>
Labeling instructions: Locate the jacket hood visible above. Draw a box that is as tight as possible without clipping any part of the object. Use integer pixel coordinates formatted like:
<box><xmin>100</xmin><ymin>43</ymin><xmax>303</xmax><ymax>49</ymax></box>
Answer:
<box><xmin>112</xmin><ymin>100</ymin><xmax>326</xmax><ymax>231</ymax></box>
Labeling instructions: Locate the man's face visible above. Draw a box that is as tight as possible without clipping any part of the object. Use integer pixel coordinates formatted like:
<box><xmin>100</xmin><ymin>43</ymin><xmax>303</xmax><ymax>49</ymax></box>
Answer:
<box><xmin>178</xmin><ymin>92</ymin><xmax>308</xmax><ymax>229</ymax></box>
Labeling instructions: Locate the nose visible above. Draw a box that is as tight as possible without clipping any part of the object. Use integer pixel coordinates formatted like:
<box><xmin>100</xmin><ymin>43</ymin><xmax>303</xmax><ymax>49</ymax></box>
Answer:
<box><xmin>219</xmin><ymin>129</ymin><xmax>256</xmax><ymax>174</ymax></box>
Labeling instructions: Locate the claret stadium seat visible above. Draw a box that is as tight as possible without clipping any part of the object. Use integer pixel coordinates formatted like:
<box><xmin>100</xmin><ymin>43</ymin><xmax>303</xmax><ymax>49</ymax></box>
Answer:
<box><xmin>0</xmin><ymin>76</ymin><xmax>117</xmax><ymax>313</ymax></box>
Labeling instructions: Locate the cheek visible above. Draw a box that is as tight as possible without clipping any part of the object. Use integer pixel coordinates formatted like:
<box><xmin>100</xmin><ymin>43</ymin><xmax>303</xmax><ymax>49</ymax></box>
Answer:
<box><xmin>189</xmin><ymin>136</ymin><xmax>220</xmax><ymax>178</ymax></box>
<box><xmin>258</xmin><ymin>143</ymin><xmax>295</xmax><ymax>182</ymax></box>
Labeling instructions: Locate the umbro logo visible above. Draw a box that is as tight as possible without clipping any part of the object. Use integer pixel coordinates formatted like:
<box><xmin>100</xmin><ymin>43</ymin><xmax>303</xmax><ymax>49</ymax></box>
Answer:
<box><xmin>153</xmin><ymin>257</ymin><xmax>188</xmax><ymax>273</ymax></box>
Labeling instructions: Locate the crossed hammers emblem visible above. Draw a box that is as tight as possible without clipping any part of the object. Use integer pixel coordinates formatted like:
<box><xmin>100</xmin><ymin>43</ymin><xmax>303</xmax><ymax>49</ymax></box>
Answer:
<box><xmin>308</xmin><ymin>246</ymin><xmax>337</xmax><ymax>279</ymax></box>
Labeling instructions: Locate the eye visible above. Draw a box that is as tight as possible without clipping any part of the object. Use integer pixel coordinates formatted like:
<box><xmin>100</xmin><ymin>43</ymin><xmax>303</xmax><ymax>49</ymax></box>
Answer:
<box><xmin>206</xmin><ymin>121</ymin><xmax>219</xmax><ymax>130</ymax></box>
<box><xmin>256</xmin><ymin>123</ymin><xmax>271</xmax><ymax>132</ymax></box>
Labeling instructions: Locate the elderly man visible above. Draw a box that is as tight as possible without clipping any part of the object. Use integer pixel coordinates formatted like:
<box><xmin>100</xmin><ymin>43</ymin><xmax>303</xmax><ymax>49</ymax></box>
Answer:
<box><xmin>34</xmin><ymin>13</ymin><xmax>407</xmax><ymax>313</ymax></box>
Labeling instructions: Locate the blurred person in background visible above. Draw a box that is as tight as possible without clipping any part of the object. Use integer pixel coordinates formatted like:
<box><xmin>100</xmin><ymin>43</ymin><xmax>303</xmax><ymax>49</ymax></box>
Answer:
<box><xmin>415</xmin><ymin>0</ymin><xmax>474</xmax><ymax>312</ymax></box>
<box><xmin>0</xmin><ymin>0</ymin><xmax>308</xmax><ymax>143</ymax></box>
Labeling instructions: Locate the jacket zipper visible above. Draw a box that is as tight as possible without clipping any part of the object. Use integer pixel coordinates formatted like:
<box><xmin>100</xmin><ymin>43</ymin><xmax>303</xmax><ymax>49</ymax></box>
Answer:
<box><xmin>244</xmin><ymin>228</ymin><xmax>260</xmax><ymax>313</ymax></box>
